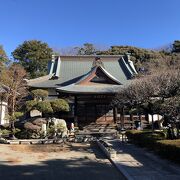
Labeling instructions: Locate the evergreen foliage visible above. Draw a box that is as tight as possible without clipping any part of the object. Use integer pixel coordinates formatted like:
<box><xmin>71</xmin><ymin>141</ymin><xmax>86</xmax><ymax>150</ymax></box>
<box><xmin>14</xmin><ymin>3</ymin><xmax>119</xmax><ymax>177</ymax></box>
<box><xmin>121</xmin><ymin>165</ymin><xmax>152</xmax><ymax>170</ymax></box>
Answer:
<box><xmin>172</xmin><ymin>40</ymin><xmax>180</xmax><ymax>53</ymax></box>
<box><xmin>31</xmin><ymin>89</ymin><xmax>48</xmax><ymax>100</ymax></box>
<box><xmin>0</xmin><ymin>45</ymin><xmax>8</xmax><ymax>69</ymax></box>
<box><xmin>12</xmin><ymin>40</ymin><xmax>53</xmax><ymax>78</ymax></box>
<box><xmin>26</xmin><ymin>100</ymin><xmax>38</xmax><ymax>111</ymax></box>
<box><xmin>77</xmin><ymin>43</ymin><xmax>96</xmax><ymax>55</ymax></box>
<box><xmin>50</xmin><ymin>99</ymin><xmax>69</xmax><ymax>112</ymax></box>
<box><xmin>36</xmin><ymin>101</ymin><xmax>53</xmax><ymax>114</ymax></box>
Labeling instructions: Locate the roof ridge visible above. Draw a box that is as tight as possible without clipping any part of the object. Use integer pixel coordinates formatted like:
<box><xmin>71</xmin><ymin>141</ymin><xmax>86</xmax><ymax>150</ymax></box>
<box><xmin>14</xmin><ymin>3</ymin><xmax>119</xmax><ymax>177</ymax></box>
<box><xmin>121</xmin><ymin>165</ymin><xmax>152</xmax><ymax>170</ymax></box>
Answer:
<box><xmin>55</xmin><ymin>55</ymin><xmax>124</xmax><ymax>58</ymax></box>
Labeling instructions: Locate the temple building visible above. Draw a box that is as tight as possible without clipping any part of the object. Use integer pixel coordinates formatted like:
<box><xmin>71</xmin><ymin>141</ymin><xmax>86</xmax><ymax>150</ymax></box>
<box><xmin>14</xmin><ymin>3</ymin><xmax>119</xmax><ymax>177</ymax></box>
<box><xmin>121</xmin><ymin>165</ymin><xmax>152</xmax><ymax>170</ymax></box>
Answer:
<box><xmin>28</xmin><ymin>55</ymin><xmax>137</xmax><ymax>129</ymax></box>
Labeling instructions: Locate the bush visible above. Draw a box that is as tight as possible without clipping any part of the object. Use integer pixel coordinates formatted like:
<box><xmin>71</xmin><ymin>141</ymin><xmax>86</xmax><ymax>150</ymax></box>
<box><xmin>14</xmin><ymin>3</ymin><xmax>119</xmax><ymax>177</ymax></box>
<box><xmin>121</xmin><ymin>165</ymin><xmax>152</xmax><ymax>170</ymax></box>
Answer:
<box><xmin>7</xmin><ymin>112</ymin><xmax>24</xmax><ymax>122</ymax></box>
<box><xmin>31</xmin><ymin>89</ymin><xmax>48</xmax><ymax>100</ymax></box>
<box><xmin>0</xmin><ymin>129</ymin><xmax>11</xmax><ymax>136</ymax></box>
<box><xmin>126</xmin><ymin>130</ymin><xmax>180</xmax><ymax>164</ymax></box>
<box><xmin>14</xmin><ymin>112</ymin><xmax>24</xmax><ymax>119</ymax></box>
<box><xmin>26</xmin><ymin>100</ymin><xmax>38</xmax><ymax>111</ymax></box>
<box><xmin>126</xmin><ymin>130</ymin><xmax>166</xmax><ymax>148</ymax></box>
<box><xmin>156</xmin><ymin>140</ymin><xmax>180</xmax><ymax>163</ymax></box>
<box><xmin>36</xmin><ymin>101</ymin><xmax>53</xmax><ymax>114</ymax></box>
<box><xmin>16</xmin><ymin>129</ymin><xmax>41</xmax><ymax>139</ymax></box>
<box><xmin>50</xmin><ymin>99</ymin><xmax>69</xmax><ymax>112</ymax></box>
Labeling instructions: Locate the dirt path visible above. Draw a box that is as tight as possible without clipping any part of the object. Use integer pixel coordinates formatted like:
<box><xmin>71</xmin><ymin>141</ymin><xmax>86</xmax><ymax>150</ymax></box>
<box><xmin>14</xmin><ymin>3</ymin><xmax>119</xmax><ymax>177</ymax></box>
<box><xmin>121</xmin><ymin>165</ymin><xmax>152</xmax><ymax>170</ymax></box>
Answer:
<box><xmin>0</xmin><ymin>143</ymin><xmax>125</xmax><ymax>180</ymax></box>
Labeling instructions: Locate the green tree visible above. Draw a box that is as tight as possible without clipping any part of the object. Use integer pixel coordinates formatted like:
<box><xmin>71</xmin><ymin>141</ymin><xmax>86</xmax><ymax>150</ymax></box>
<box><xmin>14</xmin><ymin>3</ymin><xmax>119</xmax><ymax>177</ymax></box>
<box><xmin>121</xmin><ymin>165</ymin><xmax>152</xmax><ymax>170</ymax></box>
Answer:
<box><xmin>0</xmin><ymin>45</ymin><xmax>8</xmax><ymax>68</ymax></box>
<box><xmin>97</xmin><ymin>45</ymin><xmax>164</xmax><ymax>72</ymax></box>
<box><xmin>36</xmin><ymin>101</ymin><xmax>53</xmax><ymax>114</ymax></box>
<box><xmin>26</xmin><ymin>90</ymin><xmax>69</xmax><ymax>117</ymax></box>
<box><xmin>50</xmin><ymin>99</ymin><xmax>69</xmax><ymax>112</ymax></box>
<box><xmin>77</xmin><ymin>43</ymin><xmax>96</xmax><ymax>55</ymax></box>
<box><xmin>26</xmin><ymin>100</ymin><xmax>38</xmax><ymax>112</ymax></box>
<box><xmin>12</xmin><ymin>40</ymin><xmax>53</xmax><ymax>78</ymax></box>
<box><xmin>172</xmin><ymin>40</ymin><xmax>180</xmax><ymax>53</ymax></box>
<box><xmin>31</xmin><ymin>89</ymin><xmax>48</xmax><ymax>100</ymax></box>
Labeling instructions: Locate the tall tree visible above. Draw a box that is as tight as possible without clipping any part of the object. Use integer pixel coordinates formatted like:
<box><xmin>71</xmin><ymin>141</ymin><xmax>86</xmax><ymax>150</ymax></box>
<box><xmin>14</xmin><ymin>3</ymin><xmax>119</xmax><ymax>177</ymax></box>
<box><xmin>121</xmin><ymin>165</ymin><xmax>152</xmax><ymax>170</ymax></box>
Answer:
<box><xmin>172</xmin><ymin>40</ymin><xmax>180</xmax><ymax>53</ymax></box>
<box><xmin>0</xmin><ymin>45</ymin><xmax>8</xmax><ymax>68</ymax></box>
<box><xmin>97</xmin><ymin>45</ymin><xmax>165</xmax><ymax>72</ymax></box>
<box><xmin>115</xmin><ymin>68</ymin><xmax>180</xmax><ymax>136</ymax></box>
<box><xmin>0</xmin><ymin>64</ymin><xmax>28</xmax><ymax>128</ymax></box>
<box><xmin>77</xmin><ymin>43</ymin><xmax>96</xmax><ymax>55</ymax></box>
<box><xmin>12</xmin><ymin>40</ymin><xmax>53</xmax><ymax>78</ymax></box>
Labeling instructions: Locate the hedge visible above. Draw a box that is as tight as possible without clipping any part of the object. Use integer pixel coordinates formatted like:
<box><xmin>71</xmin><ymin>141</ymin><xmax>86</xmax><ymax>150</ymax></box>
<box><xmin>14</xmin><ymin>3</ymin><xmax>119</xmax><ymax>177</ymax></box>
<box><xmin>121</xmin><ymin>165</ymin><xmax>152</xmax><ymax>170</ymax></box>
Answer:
<box><xmin>126</xmin><ymin>130</ymin><xmax>180</xmax><ymax>164</ymax></box>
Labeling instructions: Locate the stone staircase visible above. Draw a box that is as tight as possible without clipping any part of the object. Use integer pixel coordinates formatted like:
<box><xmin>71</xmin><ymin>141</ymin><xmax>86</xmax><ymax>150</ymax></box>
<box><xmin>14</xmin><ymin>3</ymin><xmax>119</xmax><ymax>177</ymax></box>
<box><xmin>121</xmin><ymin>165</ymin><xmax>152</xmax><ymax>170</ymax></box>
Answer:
<box><xmin>83</xmin><ymin>122</ymin><xmax>117</xmax><ymax>133</ymax></box>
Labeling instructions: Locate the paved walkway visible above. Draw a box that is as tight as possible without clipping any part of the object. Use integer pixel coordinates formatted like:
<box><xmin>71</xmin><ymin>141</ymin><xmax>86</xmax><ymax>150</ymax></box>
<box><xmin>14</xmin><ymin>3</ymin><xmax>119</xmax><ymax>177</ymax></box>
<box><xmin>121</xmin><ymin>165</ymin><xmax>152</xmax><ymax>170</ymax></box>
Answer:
<box><xmin>108</xmin><ymin>140</ymin><xmax>180</xmax><ymax>180</ymax></box>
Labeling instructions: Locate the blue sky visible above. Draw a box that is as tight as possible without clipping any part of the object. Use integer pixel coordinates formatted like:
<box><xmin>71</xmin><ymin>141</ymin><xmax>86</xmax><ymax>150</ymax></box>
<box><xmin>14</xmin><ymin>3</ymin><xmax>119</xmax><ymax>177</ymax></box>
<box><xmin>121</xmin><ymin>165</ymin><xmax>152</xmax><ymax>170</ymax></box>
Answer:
<box><xmin>0</xmin><ymin>0</ymin><xmax>180</xmax><ymax>57</ymax></box>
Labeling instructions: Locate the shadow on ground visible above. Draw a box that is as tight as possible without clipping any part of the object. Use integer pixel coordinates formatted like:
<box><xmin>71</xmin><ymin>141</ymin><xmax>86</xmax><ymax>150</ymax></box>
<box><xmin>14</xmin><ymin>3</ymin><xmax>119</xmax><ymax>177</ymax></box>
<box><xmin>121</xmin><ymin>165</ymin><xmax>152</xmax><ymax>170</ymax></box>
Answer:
<box><xmin>109</xmin><ymin>140</ymin><xmax>180</xmax><ymax>179</ymax></box>
<box><xmin>0</xmin><ymin>142</ymin><xmax>125</xmax><ymax>180</ymax></box>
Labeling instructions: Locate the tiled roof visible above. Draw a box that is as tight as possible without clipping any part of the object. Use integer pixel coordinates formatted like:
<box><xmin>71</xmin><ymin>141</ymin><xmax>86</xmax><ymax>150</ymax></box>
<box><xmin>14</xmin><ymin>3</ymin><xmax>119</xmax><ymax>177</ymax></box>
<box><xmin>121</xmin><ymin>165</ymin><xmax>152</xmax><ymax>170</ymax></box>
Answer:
<box><xmin>56</xmin><ymin>84</ymin><xmax>124</xmax><ymax>94</ymax></box>
<box><xmin>28</xmin><ymin>55</ymin><xmax>137</xmax><ymax>91</ymax></box>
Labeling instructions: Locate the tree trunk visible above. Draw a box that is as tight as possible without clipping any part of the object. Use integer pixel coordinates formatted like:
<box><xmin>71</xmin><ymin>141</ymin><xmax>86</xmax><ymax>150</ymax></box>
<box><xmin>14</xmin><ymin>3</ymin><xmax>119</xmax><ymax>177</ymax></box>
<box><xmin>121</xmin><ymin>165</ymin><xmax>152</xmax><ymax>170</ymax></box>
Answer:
<box><xmin>175</xmin><ymin>122</ymin><xmax>179</xmax><ymax>139</ymax></box>
<box><xmin>130</xmin><ymin>113</ymin><xmax>133</xmax><ymax>129</ymax></box>
<box><xmin>145</xmin><ymin>112</ymin><xmax>149</xmax><ymax>122</ymax></box>
<box><xmin>139</xmin><ymin>114</ymin><xmax>142</xmax><ymax>129</ymax></box>
<box><xmin>151</xmin><ymin>114</ymin><xmax>154</xmax><ymax>133</ymax></box>
<box><xmin>11</xmin><ymin>96</ymin><xmax>16</xmax><ymax>130</ymax></box>
<box><xmin>113</xmin><ymin>107</ymin><xmax>117</xmax><ymax>124</ymax></box>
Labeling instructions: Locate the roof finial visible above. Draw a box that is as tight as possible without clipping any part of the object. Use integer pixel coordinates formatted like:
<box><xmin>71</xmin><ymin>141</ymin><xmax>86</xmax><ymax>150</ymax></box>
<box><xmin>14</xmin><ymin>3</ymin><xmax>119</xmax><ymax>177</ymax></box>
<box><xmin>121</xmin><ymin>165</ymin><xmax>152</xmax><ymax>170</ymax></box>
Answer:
<box><xmin>125</xmin><ymin>52</ymin><xmax>131</xmax><ymax>61</ymax></box>
<box><xmin>92</xmin><ymin>57</ymin><xmax>104</xmax><ymax>68</ymax></box>
<box><xmin>52</xmin><ymin>54</ymin><xmax>55</xmax><ymax>62</ymax></box>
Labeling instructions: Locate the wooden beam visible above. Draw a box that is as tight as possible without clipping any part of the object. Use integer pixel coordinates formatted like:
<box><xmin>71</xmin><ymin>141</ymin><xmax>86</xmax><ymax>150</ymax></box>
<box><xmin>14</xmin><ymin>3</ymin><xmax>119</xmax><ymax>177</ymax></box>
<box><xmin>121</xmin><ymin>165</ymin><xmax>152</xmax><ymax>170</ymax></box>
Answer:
<box><xmin>130</xmin><ymin>113</ymin><xmax>134</xmax><ymax>129</ymax></box>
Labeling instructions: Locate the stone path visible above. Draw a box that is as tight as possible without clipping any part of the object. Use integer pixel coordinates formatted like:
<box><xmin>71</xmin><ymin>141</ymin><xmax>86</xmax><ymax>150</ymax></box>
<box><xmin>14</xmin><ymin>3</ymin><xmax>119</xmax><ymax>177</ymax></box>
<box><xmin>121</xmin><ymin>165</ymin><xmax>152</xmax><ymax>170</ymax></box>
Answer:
<box><xmin>108</xmin><ymin>140</ymin><xmax>180</xmax><ymax>180</ymax></box>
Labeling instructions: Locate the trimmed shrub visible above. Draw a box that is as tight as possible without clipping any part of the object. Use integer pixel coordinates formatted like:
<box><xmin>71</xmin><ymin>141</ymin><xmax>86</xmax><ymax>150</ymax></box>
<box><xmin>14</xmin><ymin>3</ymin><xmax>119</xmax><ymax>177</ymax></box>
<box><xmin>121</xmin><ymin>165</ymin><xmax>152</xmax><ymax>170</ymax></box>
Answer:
<box><xmin>31</xmin><ymin>89</ymin><xmax>48</xmax><ymax>100</ymax></box>
<box><xmin>36</xmin><ymin>101</ymin><xmax>53</xmax><ymax>114</ymax></box>
<box><xmin>156</xmin><ymin>140</ymin><xmax>180</xmax><ymax>163</ymax></box>
<box><xmin>126</xmin><ymin>130</ymin><xmax>180</xmax><ymax>164</ymax></box>
<box><xmin>0</xmin><ymin>129</ymin><xmax>11</xmax><ymax>136</ymax></box>
<box><xmin>50</xmin><ymin>99</ymin><xmax>69</xmax><ymax>112</ymax></box>
<box><xmin>14</xmin><ymin>112</ymin><xmax>24</xmax><ymax>119</ymax></box>
<box><xmin>26</xmin><ymin>100</ymin><xmax>38</xmax><ymax>111</ymax></box>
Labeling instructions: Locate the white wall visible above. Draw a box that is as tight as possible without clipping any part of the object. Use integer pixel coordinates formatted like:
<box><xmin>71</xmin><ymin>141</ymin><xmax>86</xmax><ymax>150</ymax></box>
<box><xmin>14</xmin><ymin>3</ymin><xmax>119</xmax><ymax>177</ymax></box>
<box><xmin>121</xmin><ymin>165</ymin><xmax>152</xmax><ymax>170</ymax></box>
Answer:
<box><xmin>148</xmin><ymin>114</ymin><xmax>163</xmax><ymax>123</ymax></box>
<box><xmin>0</xmin><ymin>101</ymin><xmax>8</xmax><ymax>125</ymax></box>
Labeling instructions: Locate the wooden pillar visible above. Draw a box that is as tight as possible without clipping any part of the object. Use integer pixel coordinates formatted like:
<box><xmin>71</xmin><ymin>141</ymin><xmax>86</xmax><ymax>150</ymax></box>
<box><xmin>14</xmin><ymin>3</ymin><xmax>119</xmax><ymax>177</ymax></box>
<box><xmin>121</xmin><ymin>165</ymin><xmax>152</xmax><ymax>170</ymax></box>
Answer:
<box><xmin>105</xmin><ymin>105</ymin><xmax>107</xmax><ymax>122</ymax></box>
<box><xmin>145</xmin><ymin>112</ymin><xmax>149</xmax><ymax>122</ymax></box>
<box><xmin>139</xmin><ymin>114</ymin><xmax>142</xmax><ymax>129</ymax></box>
<box><xmin>120</xmin><ymin>107</ymin><xmax>125</xmax><ymax>129</ymax></box>
<box><xmin>151</xmin><ymin>114</ymin><xmax>154</xmax><ymax>133</ymax></box>
<box><xmin>177</xmin><ymin>122</ymin><xmax>180</xmax><ymax>139</ymax></box>
<box><xmin>74</xmin><ymin>96</ymin><xmax>78</xmax><ymax>127</ymax></box>
<box><xmin>113</xmin><ymin>107</ymin><xmax>117</xmax><ymax>124</ymax></box>
<box><xmin>130</xmin><ymin>113</ymin><xmax>134</xmax><ymax>129</ymax></box>
<box><xmin>85</xmin><ymin>104</ymin><xmax>87</xmax><ymax>122</ymax></box>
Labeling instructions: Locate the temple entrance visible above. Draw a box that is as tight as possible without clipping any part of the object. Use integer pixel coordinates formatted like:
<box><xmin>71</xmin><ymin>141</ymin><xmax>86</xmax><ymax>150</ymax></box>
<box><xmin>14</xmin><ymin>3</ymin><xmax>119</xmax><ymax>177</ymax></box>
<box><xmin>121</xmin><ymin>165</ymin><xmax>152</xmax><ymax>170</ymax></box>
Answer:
<box><xmin>77</xmin><ymin>104</ymin><xmax>114</xmax><ymax>127</ymax></box>
<box><xmin>73</xmin><ymin>94</ymin><xmax>116</xmax><ymax>129</ymax></box>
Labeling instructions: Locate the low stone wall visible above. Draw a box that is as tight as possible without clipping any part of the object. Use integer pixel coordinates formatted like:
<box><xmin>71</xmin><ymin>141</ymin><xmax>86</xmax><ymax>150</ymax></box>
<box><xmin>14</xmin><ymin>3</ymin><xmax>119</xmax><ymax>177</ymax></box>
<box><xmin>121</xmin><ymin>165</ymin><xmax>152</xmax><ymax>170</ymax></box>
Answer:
<box><xmin>96</xmin><ymin>140</ymin><xmax>116</xmax><ymax>159</ymax></box>
<box><xmin>0</xmin><ymin>138</ymin><xmax>64</xmax><ymax>145</ymax></box>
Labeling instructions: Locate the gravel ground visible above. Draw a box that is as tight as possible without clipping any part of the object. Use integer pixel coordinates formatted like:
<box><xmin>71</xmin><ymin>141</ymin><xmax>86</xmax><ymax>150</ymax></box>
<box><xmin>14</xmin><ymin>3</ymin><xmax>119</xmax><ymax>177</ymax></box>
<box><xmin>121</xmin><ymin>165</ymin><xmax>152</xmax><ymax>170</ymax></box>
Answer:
<box><xmin>0</xmin><ymin>143</ymin><xmax>125</xmax><ymax>180</ymax></box>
